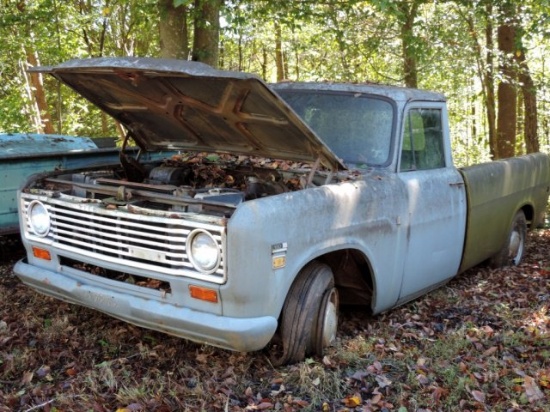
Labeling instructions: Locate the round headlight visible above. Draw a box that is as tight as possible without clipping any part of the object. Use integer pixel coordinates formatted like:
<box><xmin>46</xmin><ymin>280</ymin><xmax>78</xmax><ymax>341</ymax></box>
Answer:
<box><xmin>28</xmin><ymin>201</ymin><xmax>51</xmax><ymax>237</ymax></box>
<box><xmin>187</xmin><ymin>230</ymin><xmax>220</xmax><ymax>273</ymax></box>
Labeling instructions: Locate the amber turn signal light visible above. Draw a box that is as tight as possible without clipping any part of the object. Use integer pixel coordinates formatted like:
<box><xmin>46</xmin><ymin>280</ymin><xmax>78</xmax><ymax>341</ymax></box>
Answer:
<box><xmin>32</xmin><ymin>247</ymin><xmax>51</xmax><ymax>261</ymax></box>
<box><xmin>189</xmin><ymin>285</ymin><xmax>218</xmax><ymax>303</ymax></box>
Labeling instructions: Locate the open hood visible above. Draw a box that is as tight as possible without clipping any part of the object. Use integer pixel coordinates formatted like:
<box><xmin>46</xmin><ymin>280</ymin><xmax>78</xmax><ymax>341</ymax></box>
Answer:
<box><xmin>32</xmin><ymin>57</ymin><xmax>345</xmax><ymax>170</ymax></box>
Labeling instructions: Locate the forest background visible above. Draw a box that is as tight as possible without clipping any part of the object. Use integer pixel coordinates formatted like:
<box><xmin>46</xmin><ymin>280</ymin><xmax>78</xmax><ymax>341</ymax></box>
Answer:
<box><xmin>1</xmin><ymin>2</ymin><xmax>550</xmax><ymax>410</ymax></box>
<box><xmin>0</xmin><ymin>0</ymin><xmax>549</xmax><ymax>167</ymax></box>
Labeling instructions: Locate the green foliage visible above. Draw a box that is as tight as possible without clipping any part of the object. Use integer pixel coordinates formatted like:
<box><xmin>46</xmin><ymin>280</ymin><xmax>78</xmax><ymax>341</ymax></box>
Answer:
<box><xmin>0</xmin><ymin>0</ymin><xmax>548</xmax><ymax>160</ymax></box>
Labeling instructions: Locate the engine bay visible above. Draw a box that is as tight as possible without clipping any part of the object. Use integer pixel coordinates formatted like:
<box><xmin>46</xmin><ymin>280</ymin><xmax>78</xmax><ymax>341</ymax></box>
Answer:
<box><xmin>29</xmin><ymin>152</ymin><xmax>353</xmax><ymax>218</ymax></box>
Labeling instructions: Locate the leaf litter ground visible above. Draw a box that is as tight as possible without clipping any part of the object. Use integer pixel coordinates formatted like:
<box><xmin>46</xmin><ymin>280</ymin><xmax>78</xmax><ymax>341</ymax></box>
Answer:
<box><xmin>0</xmin><ymin>230</ymin><xmax>549</xmax><ymax>411</ymax></box>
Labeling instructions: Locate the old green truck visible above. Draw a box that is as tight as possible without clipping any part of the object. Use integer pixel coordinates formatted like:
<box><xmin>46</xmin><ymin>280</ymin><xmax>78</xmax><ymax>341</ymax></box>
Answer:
<box><xmin>13</xmin><ymin>58</ymin><xmax>550</xmax><ymax>364</ymax></box>
<box><xmin>0</xmin><ymin>133</ymin><xmax>120</xmax><ymax>235</ymax></box>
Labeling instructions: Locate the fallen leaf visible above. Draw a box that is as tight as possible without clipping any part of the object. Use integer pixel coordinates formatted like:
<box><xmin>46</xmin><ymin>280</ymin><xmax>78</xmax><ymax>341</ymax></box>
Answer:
<box><xmin>21</xmin><ymin>371</ymin><xmax>33</xmax><ymax>385</ymax></box>
<box><xmin>343</xmin><ymin>395</ymin><xmax>362</xmax><ymax>407</ymax></box>
<box><xmin>416</xmin><ymin>374</ymin><xmax>429</xmax><ymax>385</ymax></box>
<box><xmin>292</xmin><ymin>399</ymin><xmax>309</xmax><ymax>407</ymax></box>
<box><xmin>524</xmin><ymin>375</ymin><xmax>544</xmax><ymax>403</ymax></box>
<box><xmin>322</xmin><ymin>355</ymin><xmax>333</xmax><ymax>367</ymax></box>
<box><xmin>431</xmin><ymin>386</ymin><xmax>449</xmax><ymax>402</ymax></box>
<box><xmin>350</xmin><ymin>370</ymin><xmax>369</xmax><ymax>381</ymax></box>
<box><xmin>482</xmin><ymin>346</ymin><xmax>498</xmax><ymax>357</ymax></box>
<box><xmin>375</xmin><ymin>374</ymin><xmax>392</xmax><ymax>388</ymax></box>
<box><xmin>195</xmin><ymin>353</ymin><xmax>208</xmax><ymax>364</ymax></box>
<box><xmin>471</xmin><ymin>389</ymin><xmax>485</xmax><ymax>403</ymax></box>
<box><xmin>36</xmin><ymin>365</ymin><xmax>51</xmax><ymax>378</ymax></box>
<box><xmin>371</xmin><ymin>393</ymin><xmax>382</xmax><ymax>404</ymax></box>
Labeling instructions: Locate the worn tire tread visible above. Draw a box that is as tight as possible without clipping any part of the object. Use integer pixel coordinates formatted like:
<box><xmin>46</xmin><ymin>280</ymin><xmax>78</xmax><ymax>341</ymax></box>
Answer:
<box><xmin>489</xmin><ymin>210</ymin><xmax>527</xmax><ymax>268</ymax></box>
<box><xmin>270</xmin><ymin>262</ymin><xmax>333</xmax><ymax>365</ymax></box>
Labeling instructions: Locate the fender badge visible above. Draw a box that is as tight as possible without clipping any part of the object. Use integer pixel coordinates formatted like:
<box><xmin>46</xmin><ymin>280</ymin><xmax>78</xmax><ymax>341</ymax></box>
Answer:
<box><xmin>271</xmin><ymin>242</ymin><xmax>287</xmax><ymax>269</ymax></box>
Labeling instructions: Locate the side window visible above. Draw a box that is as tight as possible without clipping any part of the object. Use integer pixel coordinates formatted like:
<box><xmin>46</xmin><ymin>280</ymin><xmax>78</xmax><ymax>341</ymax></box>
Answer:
<box><xmin>400</xmin><ymin>108</ymin><xmax>445</xmax><ymax>171</ymax></box>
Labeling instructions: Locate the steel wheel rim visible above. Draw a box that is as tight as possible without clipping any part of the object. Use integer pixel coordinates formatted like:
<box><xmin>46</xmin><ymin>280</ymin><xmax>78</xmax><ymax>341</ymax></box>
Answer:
<box><xmin>321</xmin><ymin>288</ymin><xmax>338</xmax><ymax>347</ymax></box>
<box><xmin>509</xmin><ymin>230</ymin><xmax>524</xmax><ymax>265</ymax></box>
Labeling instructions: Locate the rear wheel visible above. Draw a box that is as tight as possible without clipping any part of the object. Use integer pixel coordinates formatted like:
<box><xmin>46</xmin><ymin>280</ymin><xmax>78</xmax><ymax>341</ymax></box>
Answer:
<box><xmin>490</xmin><ymin>210</ymin><xmax>527</xmax><ymax>268</ymax></box>
<box><xmin>269</xmin><ymin>262</ymin><xmax>339</xmax><ymax>366</ymax></box>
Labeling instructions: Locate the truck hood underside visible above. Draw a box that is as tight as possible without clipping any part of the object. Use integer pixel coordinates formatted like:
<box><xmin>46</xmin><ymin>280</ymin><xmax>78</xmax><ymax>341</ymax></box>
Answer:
<box><xmin>32</xmin><ymin>57</ymin><xmax>345</xmax><ymax>171</ymax></box>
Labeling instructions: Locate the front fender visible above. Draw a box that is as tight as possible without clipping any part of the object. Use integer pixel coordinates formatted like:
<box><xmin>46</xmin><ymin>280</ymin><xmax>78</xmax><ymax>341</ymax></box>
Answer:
<box><xmin>222</xmin><ymin>173</ymin><xmax>409</xmax><ymax>319</ymax></box>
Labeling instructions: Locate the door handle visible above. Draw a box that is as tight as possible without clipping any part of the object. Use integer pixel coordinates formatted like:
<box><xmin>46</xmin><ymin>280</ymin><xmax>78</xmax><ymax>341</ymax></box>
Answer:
<box><xmin>449</xmin><ymin>182</ymin><xmax>465</xmax><ymax>187</ymax></box>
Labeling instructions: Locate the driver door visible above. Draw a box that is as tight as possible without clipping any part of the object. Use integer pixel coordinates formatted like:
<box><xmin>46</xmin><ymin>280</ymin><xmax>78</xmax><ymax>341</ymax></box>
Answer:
<box><xmin>397</xmin><ymin>104</ymin><xmax>467</xmax><ymax>303</ymax></box>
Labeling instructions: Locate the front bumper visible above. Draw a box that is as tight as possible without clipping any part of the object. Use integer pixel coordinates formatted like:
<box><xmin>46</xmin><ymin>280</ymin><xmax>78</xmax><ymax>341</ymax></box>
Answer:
<box><xmin>14</xmin><ymin>259</ymin><xmax>278</xmax><ymax>352</ymax></box>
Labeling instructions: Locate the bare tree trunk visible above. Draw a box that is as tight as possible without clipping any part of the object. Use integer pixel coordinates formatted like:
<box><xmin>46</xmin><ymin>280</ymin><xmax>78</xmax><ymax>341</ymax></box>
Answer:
<box><xmin>294</xmin><ymin>45</ymin><xmax>300</xmax><ymax>81</ymax></box>
<box><xmin>496</xmin><ymin>22</ymin><xmax>517</xmax><ymax>159</ymax></box>
<box><xmin>16</xmin><ymin>0</ymin><xmax>54</xmax><ymax>134</ymax></box>
<box><xmin>25</xmin><ymin>47</ymin><xmax>55</xmax><ymax>134</ymax></box>
<box><xmin>158</xmin><ymin>0</ymin><xmax>188</xmax><ymax>59</ymax></box>
<box><xmin>516</xmin><ymin>47</ymin><xmax>538</xmax><ymax>153</ymax></box>
<box><xmin>398</xmin><ymin>1</ymin><xmax>420</xmax><ymax>88</ymax></box>
<box><xmin>192</xmin><ymin>0</ymin><xmax>221</xmax><ymax>67</ymax></box>
<box><xmin>484</xmin><ymin>3</ymin><xmax>497</xmax><ymax>159</ymax></box>
<box><xmin>275</xmin><ymin>21</ymin><xmax>284</xmax><ymax>81</ymax></box>
<box><xmin>20</xmin><ymin>60</ymin><xmax>42</xmax><ymax>133</ymax></box>
<box><xmin>261</xmin><ymin>47</ymin><xmax>268</xmax><ymax>80</ymax></box>
<box><xmin>461</xmin><ymin>2</ymin><xmax>497</xmax><ymax>159</ymax></box>
<box><xmin>238</xmin><ymin>34</ymin><xmax>243</xmax><ymax>70</ymax></box>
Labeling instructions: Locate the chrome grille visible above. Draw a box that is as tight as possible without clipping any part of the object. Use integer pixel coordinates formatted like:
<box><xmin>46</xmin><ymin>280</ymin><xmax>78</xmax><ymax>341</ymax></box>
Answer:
<box><xmin>22</xmin><ymin>195</ymin><xmax>226</xmax><ymax>284</ymax></box>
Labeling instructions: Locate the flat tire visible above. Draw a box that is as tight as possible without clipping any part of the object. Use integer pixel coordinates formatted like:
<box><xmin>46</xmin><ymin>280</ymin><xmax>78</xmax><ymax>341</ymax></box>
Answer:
<box><xmin>269</xmin><ymin>262</ymin><xmax>338</xmax><ymax>365</ymax></box>
<box><xmin>490</xmin><ymin>210</ymin><xmax>527</xmax><ymax>268</ymax></box>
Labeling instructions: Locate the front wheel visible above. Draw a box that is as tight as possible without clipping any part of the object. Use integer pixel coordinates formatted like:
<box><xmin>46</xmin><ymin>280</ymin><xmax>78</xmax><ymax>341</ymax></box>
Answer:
<box><xmin>269</xmin><ymin>262</ymin><xmax>339</xmax><ymax>366</ymax></box>
<box><xmin>490</xmin><ymin>210</ymin><xmax>527</xmax><ymax>268</ymax></box>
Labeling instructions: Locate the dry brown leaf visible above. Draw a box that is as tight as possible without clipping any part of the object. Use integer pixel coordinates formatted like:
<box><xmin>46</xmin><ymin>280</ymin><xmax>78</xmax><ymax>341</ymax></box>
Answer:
<box><xmin>195</xmin><ymin>353</ymin><xmax>208</xmax><ymax>364</ymax></box>
<box><xmin>471</xmin><ymin>389</ymin><xmax>485</xmax><ymax>403</ymax></box>
<box><xmin>482</xmin><ymin>346</ymin><xmax>498</xmax><ymax>357</ymax></box>
<box><xmin>21</xmin><ymin>371</ymin><xmax>33</xmax><ymax>385</ymax></box>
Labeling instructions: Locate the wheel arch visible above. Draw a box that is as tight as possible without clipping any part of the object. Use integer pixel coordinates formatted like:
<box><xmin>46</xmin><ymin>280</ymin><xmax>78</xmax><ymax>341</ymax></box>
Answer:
<box><xmin>276</xmin><ymin>246</ymin><xmax>377</xmax><ymax>320</ymax></box>
<box><xmin>519</xmin><ymin>202</ymin><xmax>535</xmax><ymax>227</ymax></box>
<box><xmin>316</xmin><ymin>248</ymin><xmax>376</xmax><ymax>310</ymax></box>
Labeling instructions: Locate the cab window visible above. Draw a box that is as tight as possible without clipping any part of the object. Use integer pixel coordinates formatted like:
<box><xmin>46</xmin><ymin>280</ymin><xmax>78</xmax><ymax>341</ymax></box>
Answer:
<box><xmin>400</xmin><ymin>108</ymin><xmax>445</xmax><ymax>171</ymax></box>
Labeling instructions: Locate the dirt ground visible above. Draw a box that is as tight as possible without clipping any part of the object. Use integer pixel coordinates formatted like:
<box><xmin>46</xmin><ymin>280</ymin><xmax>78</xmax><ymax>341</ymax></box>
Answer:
<box><xmin>1</xmin><ymin>232</ymin><xmax>549</xmax><ymax>411</ymax></box>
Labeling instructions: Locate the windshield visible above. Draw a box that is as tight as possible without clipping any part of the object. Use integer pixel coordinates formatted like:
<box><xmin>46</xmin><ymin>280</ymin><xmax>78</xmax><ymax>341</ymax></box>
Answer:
<box><xmin>277</xmin><ymin>90</ymin><xmax>395</xmax><ymax>167</ymax></box>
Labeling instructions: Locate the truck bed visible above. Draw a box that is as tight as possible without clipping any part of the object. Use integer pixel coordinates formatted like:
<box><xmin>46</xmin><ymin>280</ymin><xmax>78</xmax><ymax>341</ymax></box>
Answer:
<box><xmin>458</xmin><ymin>153</ymin><xmax>550</xmax><ymax>272</ymax></box>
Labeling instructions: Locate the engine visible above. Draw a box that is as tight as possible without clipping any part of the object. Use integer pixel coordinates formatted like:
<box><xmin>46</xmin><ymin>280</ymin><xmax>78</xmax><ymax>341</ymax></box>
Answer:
<box><xmin>28</xmin><ymin>152</ymin><xmax>328</xmax><ymax>218</ymax></box>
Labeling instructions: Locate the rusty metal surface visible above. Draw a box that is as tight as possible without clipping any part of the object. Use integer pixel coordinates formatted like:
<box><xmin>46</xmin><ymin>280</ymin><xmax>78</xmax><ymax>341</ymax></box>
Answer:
<box><xmin>0</xmin><ymin>133</ymin><xmax>99</xmax><ymax>159</ymax></box>
<box><xmin>459</xmin><ymin>153</ymin><xmax>550</xmax><ymax>272</ymax></box>
<box><xmin>32</xmin><ymin>57</ymin><xmax>348</xmax><ymax>170</ymax></box>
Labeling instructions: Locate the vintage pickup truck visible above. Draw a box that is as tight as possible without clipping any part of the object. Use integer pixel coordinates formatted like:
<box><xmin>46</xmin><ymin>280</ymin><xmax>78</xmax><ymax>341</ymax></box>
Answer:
<box><xmin>14</xmin><ymin>58</ymin><xmax>550</xmax><ymax>364</ymax></box>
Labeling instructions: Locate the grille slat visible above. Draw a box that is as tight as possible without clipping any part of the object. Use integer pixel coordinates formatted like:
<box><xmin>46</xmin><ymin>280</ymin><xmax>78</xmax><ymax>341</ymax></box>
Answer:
<box><xmin>22</xmin><ymin>196</ymin><xmax>226</xmax><ymax>283</ymax></box>
<box><xmin>54</xmin><ymin>223</ymin><xmax>188</xmax><ymax>252</ymax></box>
<box><xmin>51</xmin><ymin>206</ymin><xmax>192</xmax><ymax>236</ymax></box>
